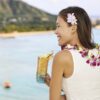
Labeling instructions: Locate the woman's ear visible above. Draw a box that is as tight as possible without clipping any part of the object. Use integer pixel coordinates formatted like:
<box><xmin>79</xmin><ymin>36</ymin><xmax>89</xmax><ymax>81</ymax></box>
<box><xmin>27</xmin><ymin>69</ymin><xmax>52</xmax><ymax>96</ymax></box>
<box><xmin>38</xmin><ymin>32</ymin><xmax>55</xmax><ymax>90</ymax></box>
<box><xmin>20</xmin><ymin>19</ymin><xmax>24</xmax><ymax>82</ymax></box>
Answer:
<box><xmin>71</xmin><ymin>25</ymin><xmax>77</xmax><ymax>33</ymax></box>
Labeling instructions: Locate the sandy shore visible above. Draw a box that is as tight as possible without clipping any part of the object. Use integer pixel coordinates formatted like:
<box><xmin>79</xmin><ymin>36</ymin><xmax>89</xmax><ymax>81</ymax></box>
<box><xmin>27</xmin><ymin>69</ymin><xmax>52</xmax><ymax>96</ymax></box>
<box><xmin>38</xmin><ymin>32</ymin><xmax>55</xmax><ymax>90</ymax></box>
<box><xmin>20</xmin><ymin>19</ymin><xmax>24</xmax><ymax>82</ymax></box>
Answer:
<box><xmin>0</xmin><ymin>30</ymin><xmax>54</xmax><ymax>38</ymax></box>
<box><xmin>95</xmin><ymin>25</ymin><xmax>100</xmax><ymax>29</ymax></box>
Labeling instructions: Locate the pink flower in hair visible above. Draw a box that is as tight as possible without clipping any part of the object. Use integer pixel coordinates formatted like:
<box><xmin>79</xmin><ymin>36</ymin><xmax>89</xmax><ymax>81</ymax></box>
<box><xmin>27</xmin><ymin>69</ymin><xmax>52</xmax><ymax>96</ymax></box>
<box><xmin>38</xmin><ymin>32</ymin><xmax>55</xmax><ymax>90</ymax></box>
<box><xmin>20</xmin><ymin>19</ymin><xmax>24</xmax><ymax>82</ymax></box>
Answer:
<box><xmin>67</xmin><ymin>13</ymin><xmax>77</xmax><ymax>25</ymax></box>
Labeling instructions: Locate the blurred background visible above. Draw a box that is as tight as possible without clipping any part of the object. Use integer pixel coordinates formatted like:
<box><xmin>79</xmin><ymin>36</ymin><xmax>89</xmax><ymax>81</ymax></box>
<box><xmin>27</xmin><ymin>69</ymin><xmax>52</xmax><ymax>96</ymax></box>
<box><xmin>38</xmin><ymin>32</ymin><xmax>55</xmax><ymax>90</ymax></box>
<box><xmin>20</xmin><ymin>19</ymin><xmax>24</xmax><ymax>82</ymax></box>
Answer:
<box><xmin>0</xmin><ymin>0</ymin><xmax>100</xmax><ymax>32</ymax></box>
<box><xmin>0</xmin><ymin>0</ymin><xmax>100</xmax><ymax>100</ymax></box>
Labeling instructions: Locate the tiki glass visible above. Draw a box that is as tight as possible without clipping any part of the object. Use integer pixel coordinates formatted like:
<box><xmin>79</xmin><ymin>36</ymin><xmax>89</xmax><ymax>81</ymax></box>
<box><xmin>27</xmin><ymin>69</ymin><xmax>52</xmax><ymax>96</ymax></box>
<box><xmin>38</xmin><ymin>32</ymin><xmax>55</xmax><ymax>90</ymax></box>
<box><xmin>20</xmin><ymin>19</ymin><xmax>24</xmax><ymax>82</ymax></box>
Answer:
<box><xmin>36</xmin><ymin>52</ymin><xmax>53</xmax><ymax>83</ymax></box>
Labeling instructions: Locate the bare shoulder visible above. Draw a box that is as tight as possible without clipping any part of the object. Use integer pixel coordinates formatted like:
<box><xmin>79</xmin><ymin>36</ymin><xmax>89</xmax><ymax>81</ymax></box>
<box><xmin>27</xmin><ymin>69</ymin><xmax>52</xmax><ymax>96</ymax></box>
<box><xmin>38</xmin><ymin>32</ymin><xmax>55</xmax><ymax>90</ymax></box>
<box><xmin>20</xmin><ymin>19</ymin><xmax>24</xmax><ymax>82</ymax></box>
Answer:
<box><xmin>52</xmin><ymin>50</ymin><xmax>73</xmax><ymax>78</ymax></box>
<box><xmin>54</xmin><ymin>49</ymin><xmax>73</xmax><ymax>63</ymax></box>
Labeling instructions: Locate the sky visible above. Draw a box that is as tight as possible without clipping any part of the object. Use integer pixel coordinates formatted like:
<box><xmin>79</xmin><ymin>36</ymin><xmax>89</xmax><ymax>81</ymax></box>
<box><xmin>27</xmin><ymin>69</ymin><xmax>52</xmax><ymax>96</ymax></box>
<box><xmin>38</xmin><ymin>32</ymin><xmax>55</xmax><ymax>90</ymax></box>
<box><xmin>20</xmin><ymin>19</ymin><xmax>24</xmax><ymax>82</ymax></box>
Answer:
<box><xmin>22</xmin><ymin>0</ymin><xmax>100</xmax><ymax>16</ymax></box>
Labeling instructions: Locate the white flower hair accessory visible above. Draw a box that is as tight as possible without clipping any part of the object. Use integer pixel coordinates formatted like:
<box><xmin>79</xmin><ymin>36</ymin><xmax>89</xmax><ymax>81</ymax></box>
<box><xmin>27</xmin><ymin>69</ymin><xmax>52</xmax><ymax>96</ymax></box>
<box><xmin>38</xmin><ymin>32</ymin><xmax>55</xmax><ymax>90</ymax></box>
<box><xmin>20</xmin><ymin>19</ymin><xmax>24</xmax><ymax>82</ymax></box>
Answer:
<box><xmin>67</xmin><ymin>13</ymin><xmax>77</xmax><ymax>25</ymax></box>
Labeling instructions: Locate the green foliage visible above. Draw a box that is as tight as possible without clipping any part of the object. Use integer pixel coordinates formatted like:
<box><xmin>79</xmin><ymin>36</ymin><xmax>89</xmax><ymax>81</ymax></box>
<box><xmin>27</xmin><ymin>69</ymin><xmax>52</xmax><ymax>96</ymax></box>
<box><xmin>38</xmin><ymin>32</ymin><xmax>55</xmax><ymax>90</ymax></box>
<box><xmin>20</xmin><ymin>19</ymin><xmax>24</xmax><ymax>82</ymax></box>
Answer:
<box><xmin>0</xmin><ymin>22</ymin><xmax>56</xmax><ymax>32</ymax></box>
<box><xmin>0</xmin><ymin>0</ymin><xmax>56</xmax><ymax>33</ymax></box>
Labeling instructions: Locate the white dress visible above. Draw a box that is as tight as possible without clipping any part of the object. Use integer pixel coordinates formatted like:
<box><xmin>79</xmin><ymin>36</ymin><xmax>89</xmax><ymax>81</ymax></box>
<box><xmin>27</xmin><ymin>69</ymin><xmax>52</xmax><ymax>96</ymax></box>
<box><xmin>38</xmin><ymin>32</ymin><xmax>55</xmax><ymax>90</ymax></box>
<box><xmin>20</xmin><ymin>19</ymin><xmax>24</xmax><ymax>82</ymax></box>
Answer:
<box><xmin>62</xmin><ymin>48</ymin><xmax>100</xmax><ymax>100</ymax></box>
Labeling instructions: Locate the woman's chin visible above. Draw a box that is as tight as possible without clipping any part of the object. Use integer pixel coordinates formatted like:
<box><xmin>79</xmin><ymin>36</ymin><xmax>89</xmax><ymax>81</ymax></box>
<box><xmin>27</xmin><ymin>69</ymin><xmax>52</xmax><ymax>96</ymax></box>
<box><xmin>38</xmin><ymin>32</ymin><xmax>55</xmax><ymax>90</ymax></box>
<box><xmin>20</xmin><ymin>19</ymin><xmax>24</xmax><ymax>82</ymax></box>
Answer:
<box><xmin>58</xmin><ymin>42</ymin><xmax>64</xmax><ymax>46</ymax></box>
<box><xmin>58</xmin><ymin>41</ymin><xmax>66</xmax><ymax>47</ymax></box>
<box><xmin>58</xmin><ymin>42</ymin><xmax>62</xmax><ymax>46</ymax></box>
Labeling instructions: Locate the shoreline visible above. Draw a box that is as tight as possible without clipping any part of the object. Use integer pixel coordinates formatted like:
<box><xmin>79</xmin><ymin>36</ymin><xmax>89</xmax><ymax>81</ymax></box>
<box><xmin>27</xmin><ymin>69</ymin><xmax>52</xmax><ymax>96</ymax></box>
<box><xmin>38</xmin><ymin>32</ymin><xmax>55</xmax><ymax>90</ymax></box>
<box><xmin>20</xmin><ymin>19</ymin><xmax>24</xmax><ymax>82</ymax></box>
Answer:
<box><xmin>95</xmin><ymin>25</ymin><xmax>100</xmax><ymax>29</ymax></box>
<box><xmin>0</xmin><ymin>30</ymin><xmax>54</xmax><ymax>38</ymax></box>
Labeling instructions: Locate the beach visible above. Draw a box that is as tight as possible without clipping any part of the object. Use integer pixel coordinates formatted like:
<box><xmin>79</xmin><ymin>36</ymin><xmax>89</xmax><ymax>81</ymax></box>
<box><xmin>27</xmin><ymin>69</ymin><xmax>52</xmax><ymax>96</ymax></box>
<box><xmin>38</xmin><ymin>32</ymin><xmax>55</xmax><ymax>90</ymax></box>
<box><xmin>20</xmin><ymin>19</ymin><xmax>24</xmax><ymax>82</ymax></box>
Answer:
<box><xmin>0</xmin><ymin>31</ymin><xmax>56</xmax><ymax>100</ymax></box>
<box><xmin>0</xmin><ymin>30</ymin><xmax>54</xmax><ymax>38</ymax></box>
<box><xmin>95</xmin><ymin>25</ymin><xmax>100</xmax><ymax>29</ymax></box>
<box><xmin>0</xmin><ymin>29</ymin><xmax>99</xmax><ymax>100</ymax></box>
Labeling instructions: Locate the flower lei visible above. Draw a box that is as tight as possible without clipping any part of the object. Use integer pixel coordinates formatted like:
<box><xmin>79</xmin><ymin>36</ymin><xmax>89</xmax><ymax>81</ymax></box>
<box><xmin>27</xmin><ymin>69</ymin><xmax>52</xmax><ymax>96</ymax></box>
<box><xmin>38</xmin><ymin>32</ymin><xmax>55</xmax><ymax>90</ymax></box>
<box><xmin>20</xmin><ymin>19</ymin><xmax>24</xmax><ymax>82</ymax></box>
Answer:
<box><xmin>64</xmin><ymin>44</ymin><xmax>100</xmax><ymax>67</ymax></box>
<box><xmin>67</xmin><ymin>13</ymin><xmax>77</xmax><ymax>25</ymax></box>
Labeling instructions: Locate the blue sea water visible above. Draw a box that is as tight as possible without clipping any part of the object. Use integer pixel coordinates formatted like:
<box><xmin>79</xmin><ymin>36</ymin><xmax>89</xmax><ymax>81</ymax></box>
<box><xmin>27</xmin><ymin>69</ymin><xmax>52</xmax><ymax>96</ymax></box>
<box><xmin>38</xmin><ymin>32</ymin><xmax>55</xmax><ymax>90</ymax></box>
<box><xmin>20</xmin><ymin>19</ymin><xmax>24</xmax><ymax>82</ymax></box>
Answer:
<box><xmin>0</xmin><ymin>29</ymin><xmax>100</xmax><ymax>100</ymax></box>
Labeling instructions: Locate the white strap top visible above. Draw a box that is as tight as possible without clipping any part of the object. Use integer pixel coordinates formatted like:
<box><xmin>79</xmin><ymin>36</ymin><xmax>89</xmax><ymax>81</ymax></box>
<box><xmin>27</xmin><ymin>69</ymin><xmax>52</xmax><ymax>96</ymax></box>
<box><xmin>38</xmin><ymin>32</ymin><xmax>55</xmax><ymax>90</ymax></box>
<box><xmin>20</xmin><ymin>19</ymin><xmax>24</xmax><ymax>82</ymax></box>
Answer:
<box><xmin>62</xmin><ymin>48</ymin><xmax>100</xmax><ymax>100</ymax></box>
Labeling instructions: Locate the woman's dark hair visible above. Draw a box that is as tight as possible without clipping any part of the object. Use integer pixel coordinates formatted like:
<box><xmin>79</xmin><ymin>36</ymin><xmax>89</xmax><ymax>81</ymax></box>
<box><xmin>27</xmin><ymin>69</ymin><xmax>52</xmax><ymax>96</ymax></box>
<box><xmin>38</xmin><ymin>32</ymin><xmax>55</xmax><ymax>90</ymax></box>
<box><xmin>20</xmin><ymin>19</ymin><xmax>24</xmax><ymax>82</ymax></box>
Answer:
<box><xmin>59</xmin><ymin>6</ymin><xmax>95</xmax><ymax>49</ymax></box>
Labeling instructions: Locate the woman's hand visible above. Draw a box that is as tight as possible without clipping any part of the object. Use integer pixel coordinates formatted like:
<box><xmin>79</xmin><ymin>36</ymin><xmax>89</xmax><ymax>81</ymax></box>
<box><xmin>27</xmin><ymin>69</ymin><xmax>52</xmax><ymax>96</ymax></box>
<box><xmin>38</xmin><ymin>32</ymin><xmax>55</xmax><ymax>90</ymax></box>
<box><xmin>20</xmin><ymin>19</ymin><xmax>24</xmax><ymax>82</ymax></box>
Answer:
<box><xmin>60</xmin><ymin>95</ymin><xmax>66</xmax><ymax>100</ymax></box>
<box><xmin>44</xmin><ymin>73</ymin><xmax>51</xmax><ymax>87</ymax></box>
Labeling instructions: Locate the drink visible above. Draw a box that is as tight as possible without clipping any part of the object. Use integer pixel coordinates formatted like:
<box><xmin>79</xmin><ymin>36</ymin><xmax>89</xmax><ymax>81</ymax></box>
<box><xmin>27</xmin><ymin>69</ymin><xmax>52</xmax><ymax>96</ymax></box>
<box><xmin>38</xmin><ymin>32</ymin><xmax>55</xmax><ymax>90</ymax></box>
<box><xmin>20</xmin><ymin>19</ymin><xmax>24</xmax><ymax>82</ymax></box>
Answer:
<box><xmin>36</xmin><ymin>52</ymin><xmax>53</xmax><ymax>83</ymax></box>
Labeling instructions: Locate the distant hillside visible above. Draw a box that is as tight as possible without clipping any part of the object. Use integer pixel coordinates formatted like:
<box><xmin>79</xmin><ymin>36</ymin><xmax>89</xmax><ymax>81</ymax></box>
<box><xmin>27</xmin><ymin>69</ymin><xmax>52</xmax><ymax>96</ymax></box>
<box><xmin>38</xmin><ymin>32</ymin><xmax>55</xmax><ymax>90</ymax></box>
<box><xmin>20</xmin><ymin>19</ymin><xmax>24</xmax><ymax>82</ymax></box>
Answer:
<box><xmin>0</xmin><ymin>0</ymin><xmax>56</xmax><ymax>32</ymax></box>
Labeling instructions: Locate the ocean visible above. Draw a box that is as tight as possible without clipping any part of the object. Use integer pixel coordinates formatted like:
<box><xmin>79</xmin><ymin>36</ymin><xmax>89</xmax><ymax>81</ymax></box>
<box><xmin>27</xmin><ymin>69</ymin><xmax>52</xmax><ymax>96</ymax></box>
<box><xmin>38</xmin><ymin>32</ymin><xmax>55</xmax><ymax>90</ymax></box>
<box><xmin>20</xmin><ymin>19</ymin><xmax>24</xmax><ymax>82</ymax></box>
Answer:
<box><xmin>0</xmin><ymin>29</ymin><xmax>100</xmax><ymax>100</ymax></box>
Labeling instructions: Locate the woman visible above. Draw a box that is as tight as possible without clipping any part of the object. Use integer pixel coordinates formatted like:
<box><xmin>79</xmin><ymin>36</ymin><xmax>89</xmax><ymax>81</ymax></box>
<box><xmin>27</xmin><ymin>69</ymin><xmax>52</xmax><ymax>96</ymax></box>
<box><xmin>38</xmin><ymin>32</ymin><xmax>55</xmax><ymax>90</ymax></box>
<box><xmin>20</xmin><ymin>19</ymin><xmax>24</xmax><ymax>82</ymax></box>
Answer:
<box><xmin>45</xmin><ymin>6</ymin><xmax>100</xmax><ymax>100</ymax></box>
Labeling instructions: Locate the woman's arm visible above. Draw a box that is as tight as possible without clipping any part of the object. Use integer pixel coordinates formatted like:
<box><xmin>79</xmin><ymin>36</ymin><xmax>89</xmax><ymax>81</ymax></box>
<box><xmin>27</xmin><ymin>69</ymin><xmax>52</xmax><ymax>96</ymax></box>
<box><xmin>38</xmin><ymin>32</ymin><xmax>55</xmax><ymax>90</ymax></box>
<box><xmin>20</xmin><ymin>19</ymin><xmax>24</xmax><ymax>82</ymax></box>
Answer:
<box><xmin>44</xmin><ymin>74</ymin><xmax>66</xmax><ymax>100</ymax></box>
<box><xmin>49</xmin><ymin>50</ymin><xmax>70</xmax><ymax>100</ymax></box>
